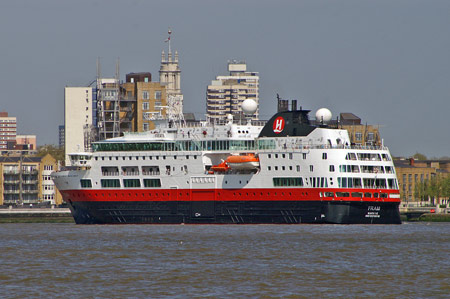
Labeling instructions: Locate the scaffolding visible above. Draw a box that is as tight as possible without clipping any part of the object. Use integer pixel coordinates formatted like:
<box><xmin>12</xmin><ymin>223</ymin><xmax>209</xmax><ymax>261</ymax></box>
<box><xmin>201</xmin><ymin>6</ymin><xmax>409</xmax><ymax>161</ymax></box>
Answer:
<box><xmin>96</xmin><ymin>59</ymin><xmax>121</xmax><ymax>140</ymax></box>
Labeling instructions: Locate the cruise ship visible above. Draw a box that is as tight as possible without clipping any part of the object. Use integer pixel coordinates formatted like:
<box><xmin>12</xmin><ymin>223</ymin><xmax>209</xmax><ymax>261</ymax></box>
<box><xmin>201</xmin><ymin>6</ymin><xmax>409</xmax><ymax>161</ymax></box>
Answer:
<box><xmin>52</xmin><ymin>100</ymin><xmax>401</xmax><ymax>224</ymax></box>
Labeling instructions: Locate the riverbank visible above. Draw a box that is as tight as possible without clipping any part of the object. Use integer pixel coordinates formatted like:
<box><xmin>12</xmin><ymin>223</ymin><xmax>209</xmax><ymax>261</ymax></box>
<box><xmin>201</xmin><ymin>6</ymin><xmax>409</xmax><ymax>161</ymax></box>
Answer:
<box><xmin>401</xmin><ymin>213</ymin><xmax>450</xmax><ymax>222</ymax></box>
<box><xmin>0</xmin><ymin>208</ymin><xmax>74</xmax><ymax>223</ymax></box>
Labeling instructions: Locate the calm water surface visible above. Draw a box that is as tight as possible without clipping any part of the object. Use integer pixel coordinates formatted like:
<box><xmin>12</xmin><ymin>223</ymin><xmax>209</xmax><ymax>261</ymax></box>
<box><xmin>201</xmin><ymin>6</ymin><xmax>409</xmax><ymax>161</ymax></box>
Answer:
<box><xmin>0</xmin><ymin>223</ymin><xmax>448</xmax><ymax>298</ymax></box>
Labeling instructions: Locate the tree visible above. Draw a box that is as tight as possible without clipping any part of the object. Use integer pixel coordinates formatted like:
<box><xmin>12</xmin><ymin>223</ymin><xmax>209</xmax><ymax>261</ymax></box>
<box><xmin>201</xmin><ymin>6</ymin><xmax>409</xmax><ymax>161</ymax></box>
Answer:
<box><xmin>413</xmin><ymin>152</ymin><xmax>427</xmax><ymax>160</ymax></box>
<box><xmin>36</xmin><ymin>145</ymin><xmax>65</xmax><ymax>162</ymax></box>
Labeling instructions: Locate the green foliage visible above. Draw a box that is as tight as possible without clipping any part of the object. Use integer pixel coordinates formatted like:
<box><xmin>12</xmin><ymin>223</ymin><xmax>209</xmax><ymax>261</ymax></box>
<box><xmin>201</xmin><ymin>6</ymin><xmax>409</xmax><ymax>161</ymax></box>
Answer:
<box><xmin>413</xmin><ymin>152</ymin><xmax>427</xmax><ymax>160</ymax></box>
<box><xmin>36</xmin><ymin>145</ymin><xmax>65</xmax><ymax>162</ymax></box>
<box><xmin>414</xmin><ymin>175</ymin><xmax>450</xmax><ymax>203</ymax></box>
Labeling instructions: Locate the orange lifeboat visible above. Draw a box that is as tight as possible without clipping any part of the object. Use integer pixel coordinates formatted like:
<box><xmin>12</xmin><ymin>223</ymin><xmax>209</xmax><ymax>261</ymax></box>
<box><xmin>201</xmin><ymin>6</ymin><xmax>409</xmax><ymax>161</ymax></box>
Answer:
<box><xmin>225</xmin><ymin>153</ymin><xmax>260</xmax><ymax>170</ymax></box>
<box><xmin>210</xmin><ymin>161</ymin><xmax>230</xmax><ymax>172</ymax></box>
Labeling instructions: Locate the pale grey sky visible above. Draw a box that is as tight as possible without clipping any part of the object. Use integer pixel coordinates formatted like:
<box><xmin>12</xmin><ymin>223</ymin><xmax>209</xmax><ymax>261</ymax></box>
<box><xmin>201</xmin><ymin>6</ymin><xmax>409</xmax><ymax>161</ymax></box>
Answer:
<box><xmin>0</xmin><ymin>0</ymin><xmax>449</xmax><ymax>157</ymax></box>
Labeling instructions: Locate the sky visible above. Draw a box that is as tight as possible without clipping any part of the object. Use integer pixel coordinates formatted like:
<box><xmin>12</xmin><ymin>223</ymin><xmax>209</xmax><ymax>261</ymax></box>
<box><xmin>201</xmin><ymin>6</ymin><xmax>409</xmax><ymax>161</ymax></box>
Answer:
<box><xmin>0</xmin><ymin>0</ymin><xmax>449</xmax><ymax>158</ymax></box>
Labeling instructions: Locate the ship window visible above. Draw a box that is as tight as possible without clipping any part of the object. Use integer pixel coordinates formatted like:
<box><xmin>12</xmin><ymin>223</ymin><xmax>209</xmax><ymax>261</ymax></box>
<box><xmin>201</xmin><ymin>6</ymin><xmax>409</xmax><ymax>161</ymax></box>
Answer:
<box><xmin>324</xmin><ymin>192</ymin><xmax>334</xmax><ymax>197</ymax></box>
<box><xmin>310</xmin><ymin>165</ymin><xmax>313</xmax><ymax>172</ymax></box>
<box><xmin>303</xmin><ymin>153</ymin><xmax>307</xmax><ymax>159</ymax></box>
<box><xmin>322</xmin><ymin>153</ymin><xmax>327</xmax><ymax>160</ymax></box>
<box><xmin>174</xmin><ymin>156</ymin><xmax>177</xmax><ymax>159</ymax></box>
<box><xmin>268</xmin><ymin>154</ymin><xmax>271</xmax><ymax>158</ymax></box>
<box><xmin>282</xmin><ymin>154</ymin><xmax>285</xmax><ymax>158</ymax></box>
<box><xmin>289</xmin><ymin>166</ymin><xmax>293</xmax><ymax>171</ymax></box>
<box><xmin>102</xmin><ymin>157</ymin><xmax>104</xmax><ymax>161</ymax></box>
<box><xmin>80</xmin><ymin>179</ymin><xmax>92</xmax><ymax>188</ymax></box>
<box><xmin>289</xmin><ymin>153</ymin><xmax>293</xmax><ymax>159</ymax></box>
<box><xmin>329</xmin><ymin>165</ymin><xmax>335</xmax><ymax>172</ymax></box>
<box><xmin>352</xmin><ymin>192</ymin><xmax>363</xmax><ymax>198</ymax></box>
<box><xmin>101</xmin><ymin>179</ymin><xmax>120</xmax><ymax>188</ymax></box>
<box><xmin>275</xmin><ymin>154</ymin><xmax>278</xmax><ymax>158</ymax></box>
<box><xmin>116</xmin><ymin>157</ymin><xmax>119</xmax><ymax>160</ymax></box>
<box><xmin>194</xmin><ymin>155</ymin><xmax>197</xmax><ymax>159</ymax></box>
<box><xmin>335</xmin><ymin>192</ymin><xmax>350</xmax><ymax>197</ymax></box>
<box><xmin>282</xmin><ymin>166</ymin><xmax>285</xmax><ymax>170</ymax></box>
<box><xmin>296</xmin><ymin>165</ymin><xmax>300</xmax><ymax>172</ymax></box>
<box><xmin>275</xmin><ymin>166</ymin><xmax>278</xmax><ymax>171</ymax></box>
<box><xmin>186</xmin><ymin>155</ymin><xmax>189</xmax><ymax>159</ymax></box>
<box><xmin>123</xmin><ymin>179</ymin><xmax>141</xmax><ymax>188</ymax></box>
<box><xmin>273</xmin><ymin>177</ymin><xmax>303</xmax><ymax>187</ymax></box>
<box><xmin>123</xmin><ymin>157</ymin><xmax>125</xmax><ymax>160</ymax></box>
<box><xmin>109</xmin><ymin>157</ymin><xmax>112</xmax><ymax>160</ymax></box>
<box><xmin>268</xmin><ymin>166</ymin><xmax>271</xmax><ymax>171</ymax></box>
<box><xmin>364</xmin><ymin>192</ymin><xmax>372</xmax><ymax>198</ymax></box>
<box><xmin>143</xmin><ymin>179</ymin><xmax>161</xmax><ymax>188</ymax></box>
<box><xmin>95</xmin><ymin>157</ymin><xmax>98</xmax><ymax>160</ymax></box>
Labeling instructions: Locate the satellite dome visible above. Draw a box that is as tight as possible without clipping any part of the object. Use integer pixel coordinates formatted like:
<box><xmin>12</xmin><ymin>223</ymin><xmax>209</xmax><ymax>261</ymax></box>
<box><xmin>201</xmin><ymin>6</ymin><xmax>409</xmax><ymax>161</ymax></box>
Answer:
<box><xmin>241</xmin><ymin>99</ymin><xmax>257</xmax><ymax>115</ymax></box>
<box><xmin>315</xmin><ymin>108</ymin><xmax>332</xmax><ymax>124</ymax></box>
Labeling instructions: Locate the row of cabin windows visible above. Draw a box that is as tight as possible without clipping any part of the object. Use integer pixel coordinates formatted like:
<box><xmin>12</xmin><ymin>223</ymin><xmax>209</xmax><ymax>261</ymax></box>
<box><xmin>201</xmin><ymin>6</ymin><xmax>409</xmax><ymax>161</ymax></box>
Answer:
<box><xmin>95</xmin><ymin>155</ymin><xmax>197</xmax><ymax>161</ymax></box>
<box><xmin>321</xmin><ymin>191</ymin><xmax>389</xmax><ymax>199</ymax></box>
<box><xmin>101</xmin><ymin>165</ymin><xmax>188</xmax><ymax>176</ymax></box>
<box><xmin>345</xmin><ymin>152</ymin><xmax>391</xmax><ymax>161</ymax></box>
<box><xmin>267</xmin><ymin>153</ymin><xmax>294</xmax><ymax>159</ymax></box>
<box><xmin>92</xmin><ymin>140</ymin><xmax>262</xmax><ymax>152</ymax></box>
<box><xmin>268</xmin><ymin>165</ymin><xmax>299</xmax><ymax>172</ymax></box>
<box><xmin>337</xmin><ymin>165</ymin><xmax>394</xmax><ymax>174</ymax></box>
<box><xmin>81</xmin><ymin>179</ymin><xmax>162</xmax><ymax>188</ymax></box>
<box><xmin>338</xmin><ymin>177</ymin><xmax>398</xmax><ymax>189</ymax></box>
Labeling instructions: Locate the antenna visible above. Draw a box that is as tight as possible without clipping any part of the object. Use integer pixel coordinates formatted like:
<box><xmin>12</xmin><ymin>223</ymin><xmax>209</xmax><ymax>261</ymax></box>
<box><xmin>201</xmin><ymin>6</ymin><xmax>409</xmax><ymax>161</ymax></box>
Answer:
<box><xmin>165</xmin><ymin>28</ymin><xmax>172</xmax><ymax>54</ymax></box>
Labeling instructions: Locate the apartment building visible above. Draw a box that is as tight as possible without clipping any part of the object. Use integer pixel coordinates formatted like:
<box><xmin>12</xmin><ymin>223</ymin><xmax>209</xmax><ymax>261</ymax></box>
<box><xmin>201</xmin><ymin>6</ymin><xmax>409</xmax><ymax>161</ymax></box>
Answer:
<box><xmin>0</xmin><ymin>154</ymin><xmax>62</xmax><ymax>205</ymax></box>
<box><xmin>0</xmin><ymin>112</ymin><xmax>17</xmax><ymax>150</ymax></box>
<box><xmin>206</xmin><ymin>61</ymin><xmax>259</xmax><ymax>123</ymax></box>
<box><xmin>123</xmin><ymin>72</ymin><xmax>167</xmax><ymax>132</ymax></box>
<box><xmin>64</xmin><ymin>87</ymin><xmax>93</xmax><ymax>165</ymax></box>
<box><xmin>340</xmin><ymin>113</ymin><xmax>382</xmax><ymax>146</ymax></box>
<box><xmin>394</xmin><ymin>158</ymin><xmax>450</xmax><ymax>203</ymax></box>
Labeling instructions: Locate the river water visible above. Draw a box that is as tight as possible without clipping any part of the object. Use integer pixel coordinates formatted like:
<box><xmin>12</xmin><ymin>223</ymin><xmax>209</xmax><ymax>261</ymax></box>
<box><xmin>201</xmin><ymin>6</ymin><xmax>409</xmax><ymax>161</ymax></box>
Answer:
<box><xmin>0</xmin><ymin>223</ymin><xmax>448</xmax><ymax>298</ymax></box>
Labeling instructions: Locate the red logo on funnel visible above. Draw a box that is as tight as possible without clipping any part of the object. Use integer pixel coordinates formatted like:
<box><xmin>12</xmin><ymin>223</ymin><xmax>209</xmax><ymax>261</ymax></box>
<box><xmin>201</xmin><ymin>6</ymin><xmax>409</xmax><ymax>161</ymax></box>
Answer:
<box><xmin>273</xmin><ymin>117</ymin><xmax>285</xmax><ymax>134</ymax></box>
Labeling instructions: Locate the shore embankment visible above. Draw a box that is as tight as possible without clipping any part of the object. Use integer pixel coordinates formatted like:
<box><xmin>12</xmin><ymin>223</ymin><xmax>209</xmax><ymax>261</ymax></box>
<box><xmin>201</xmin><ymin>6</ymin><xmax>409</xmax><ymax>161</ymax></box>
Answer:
<box><xmin>0</xmin><ymin>207</ymin><xmax>74</xmax><ymax>223</ymax></box>
<box><xmin>408</xmin><ymin>213</ymin><xmax>450</xmax><ymax>222</ymax></box>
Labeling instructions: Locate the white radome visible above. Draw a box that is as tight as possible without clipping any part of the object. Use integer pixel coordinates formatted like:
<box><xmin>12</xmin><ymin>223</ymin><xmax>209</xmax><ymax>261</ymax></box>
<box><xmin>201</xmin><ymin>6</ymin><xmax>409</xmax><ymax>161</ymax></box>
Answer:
<box><xmin>241</xmin><ymin>99</ymin><xmax>257</xmax><ymax>115</ymax></box>
<box><xmin>316</xmin><ymin>108</ymin><xmax>332</xmax><ymax>124</ymax></box>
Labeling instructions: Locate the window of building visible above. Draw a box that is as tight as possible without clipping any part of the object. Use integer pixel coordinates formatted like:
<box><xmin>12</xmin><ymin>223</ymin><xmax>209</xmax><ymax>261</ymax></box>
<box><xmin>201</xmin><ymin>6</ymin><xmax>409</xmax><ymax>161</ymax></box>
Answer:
<box><xmin>142</xmin><ymin>91</ymin><xmax>149</xmax><ymax>100</ymax></box>
<box><xmin>143</xmin><ymin>112</ymin><xmax>151</xmax><ymax>120</ymax></box>
<box><xmin>142</xmin><ymin>102</ymin><xmax>149</xmax><ymax>110</ymax></box>
<box><xmin>355</xmin><ymin>133</ymin><xmax>362</xmax><ymax>141</ymax></box>
<box><xmin>155</xmin><ymin>91</ymin><xmax>162</xmax><ymax>100</ymax></box>
<box><xmin>367</xmin><ymin>132</ymin><xmax>374</xmax><ymax>141</ymax></box>
<box><xmin>143</xmin><ymin>123</ymin><xmax>149</xmax><ymax>131</ymax></box>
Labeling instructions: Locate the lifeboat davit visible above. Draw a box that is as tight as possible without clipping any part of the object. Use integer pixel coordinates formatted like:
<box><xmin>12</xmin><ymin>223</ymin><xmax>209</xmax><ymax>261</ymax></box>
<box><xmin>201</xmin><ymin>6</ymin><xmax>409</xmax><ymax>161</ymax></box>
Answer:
<box><xmin>225</xmin><ymin>153</ymin><xmax>260</xmax><ymax>170</ymax></box>
<box><xmin>210</xmin><ymin>161</ymin><xmax>230</xmax><ymax>172</ymax></box>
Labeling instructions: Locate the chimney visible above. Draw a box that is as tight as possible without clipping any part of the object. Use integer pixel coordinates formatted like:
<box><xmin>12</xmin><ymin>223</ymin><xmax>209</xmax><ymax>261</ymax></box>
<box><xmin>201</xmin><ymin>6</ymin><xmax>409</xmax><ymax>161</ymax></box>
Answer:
<box><xmin>409</xmin><ymin>158</ymin><xmax>415</xmax><ymax>166</ymax></box>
